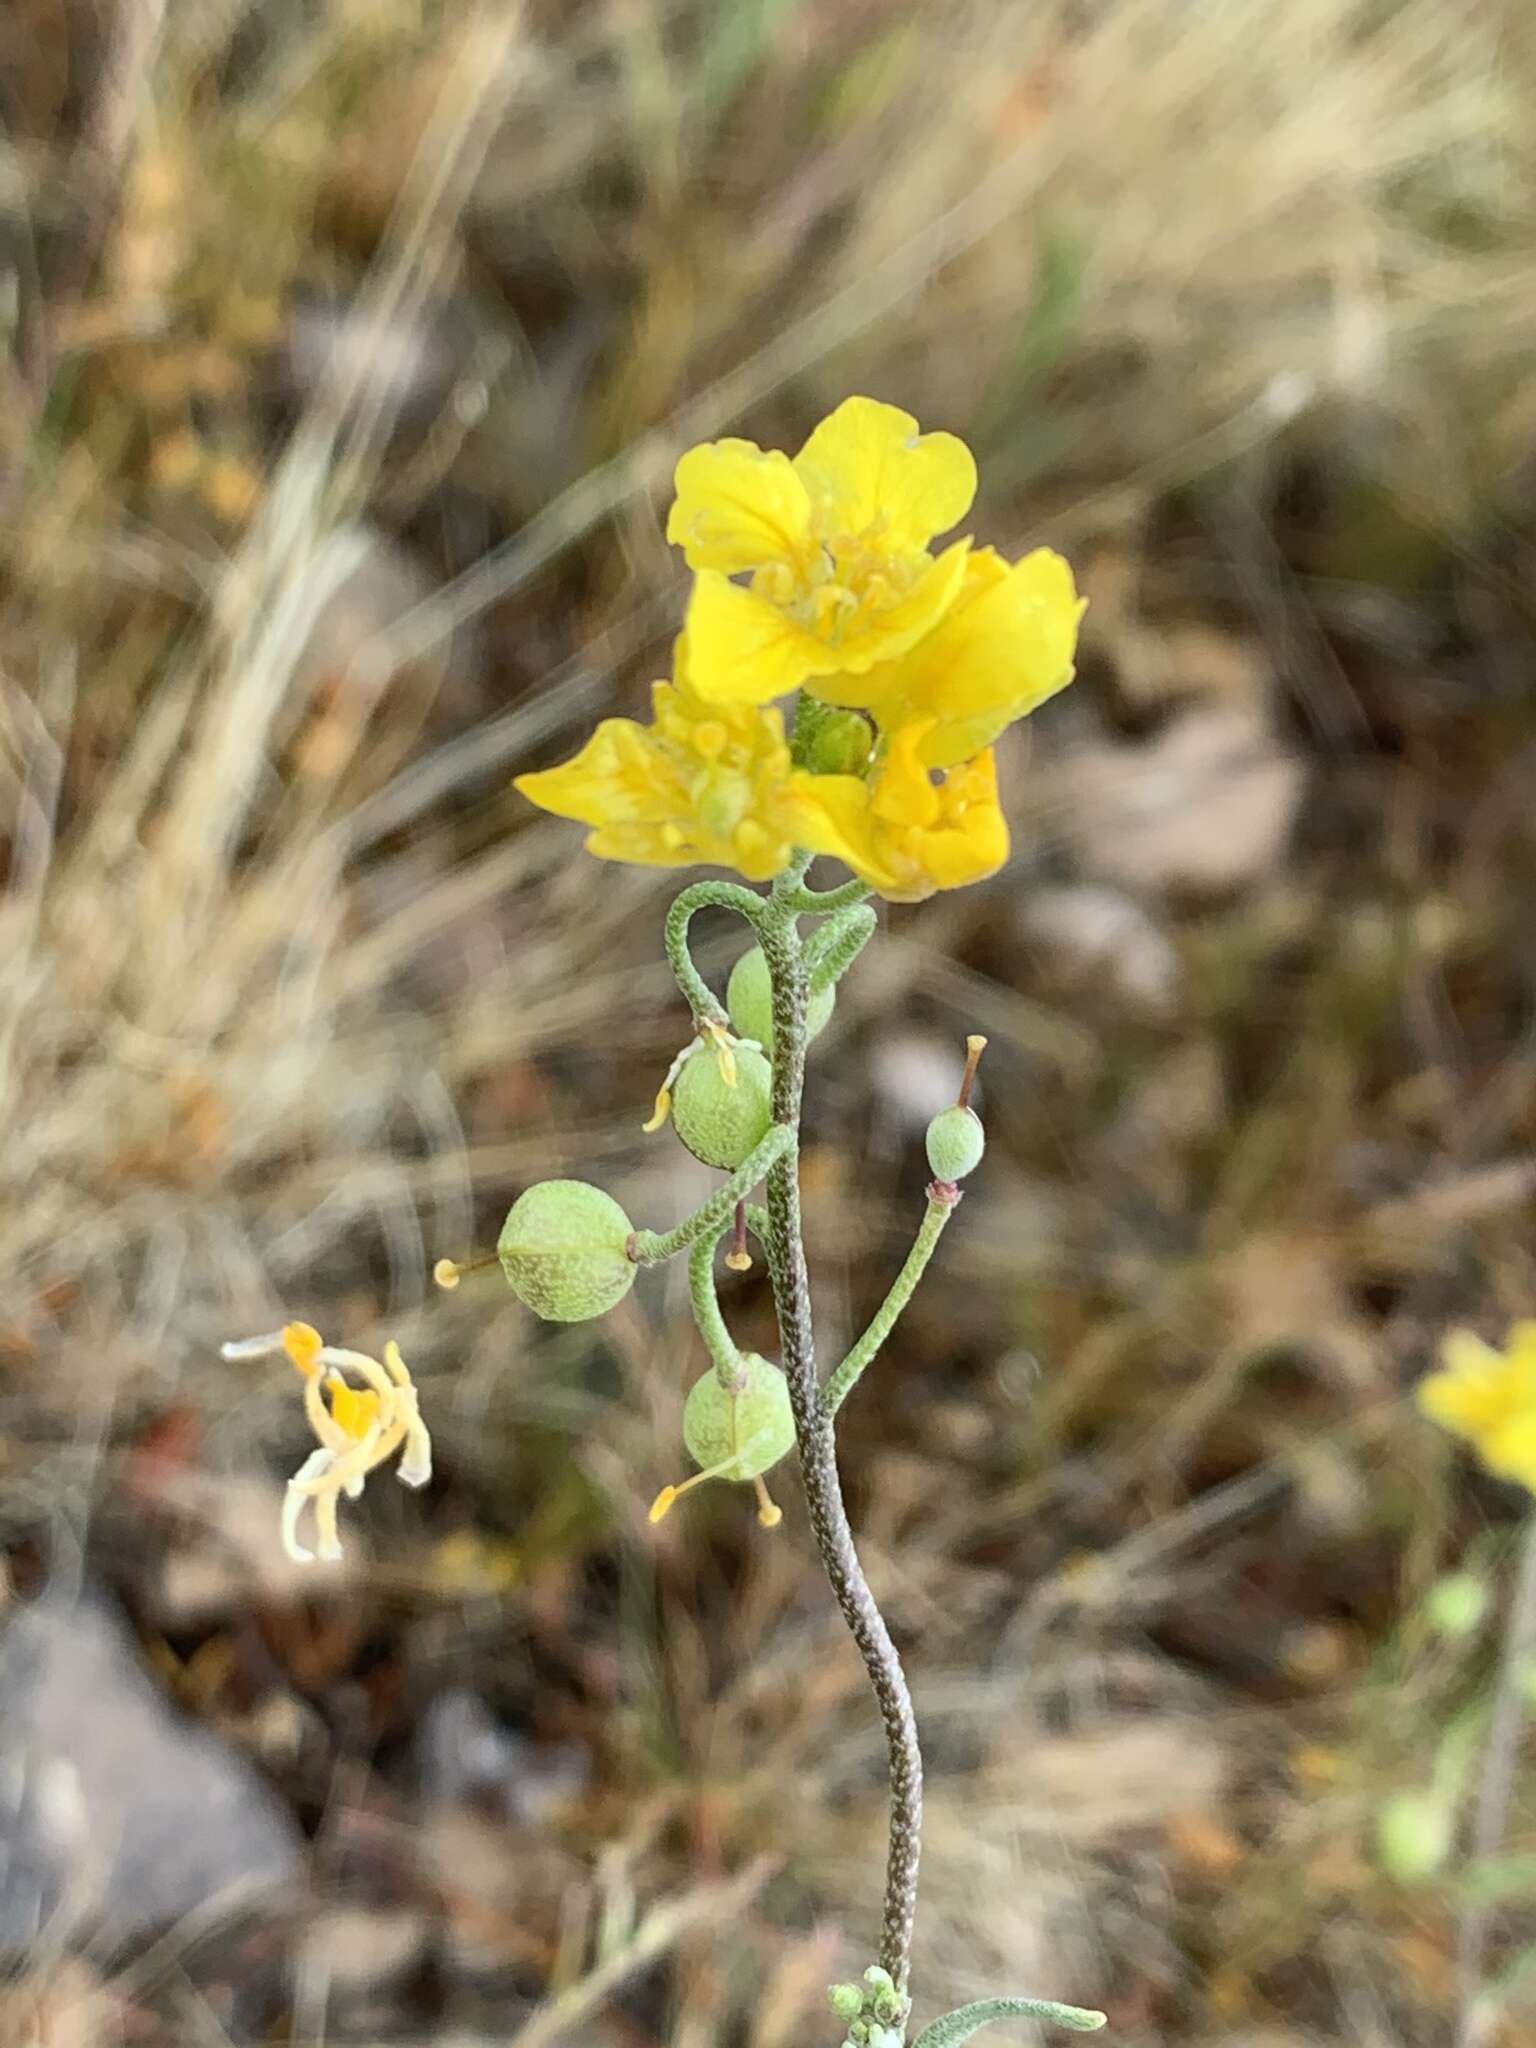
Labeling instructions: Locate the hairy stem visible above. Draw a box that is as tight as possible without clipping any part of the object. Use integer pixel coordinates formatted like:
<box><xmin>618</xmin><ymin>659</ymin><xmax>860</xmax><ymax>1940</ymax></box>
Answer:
<box><xmin>664</xmin><ymin>880</ymin><xmax>765</xmax><ymax>1023</ymax></box>
<box><xmin>756</xmin><ymin>886</ymin><xmax>923</xmax><ymax>1988</ymax></box>
<box><xmin>689</xmin><ymin>1231</ymin><xmax>744</xmax><ymax>1384</ymax></box>
<box><xmin>806</xmin><ymin>901</ymin><xmax>878</xmax><ymax>999</ymax></box>
<box><xmin>627</xmin><ymin>1124</ymin><xmax>794</xmax><ymax>1266</ymax></box>
<box><xmin>777</xmin><ymin>875</ymin><xmax>873</xmax><ymax>915</ymax></box>
<box><xmin>824</xmin><ymin>1194</ymin><xmax>955</xmax><ymax>1420</ymax></box>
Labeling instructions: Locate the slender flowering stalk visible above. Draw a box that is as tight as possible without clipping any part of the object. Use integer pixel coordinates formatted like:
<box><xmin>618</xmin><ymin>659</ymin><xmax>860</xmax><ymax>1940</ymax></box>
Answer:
<box><xmin>264</xmin><ymin>394</ymin><xmax>1102</xmax><ymax>2043</ymax></box>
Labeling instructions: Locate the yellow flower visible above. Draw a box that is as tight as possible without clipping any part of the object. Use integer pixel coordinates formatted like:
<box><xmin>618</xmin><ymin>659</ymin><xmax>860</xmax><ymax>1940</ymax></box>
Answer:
<box><xmin>667</xmin><ymin>397</ymin><xmax>976</xmax><ymax>705</ymax></box>
<box><xmin>222</xmin><ymin>1322</ymin><xmax>433</xmax><ymax>1563</ymax></box>
<box><xmin>1417</xmin><ymin>1323</ymin><xmax>1536</xmax><ymax>1491</ymax></box>
<box><xmin>790</xmin><ymin>720</ymin><xmax>1010</xmax><ymax>902</ymax></box>
<box><xmin>814</xmin><ymin>544</ymin><xmax>1085</xmax><ymax>768</ymax></box>
<box><xmin>514</xmin><ymin>661</ymin><xmax>804</xmax><ymax>882</ymax></box>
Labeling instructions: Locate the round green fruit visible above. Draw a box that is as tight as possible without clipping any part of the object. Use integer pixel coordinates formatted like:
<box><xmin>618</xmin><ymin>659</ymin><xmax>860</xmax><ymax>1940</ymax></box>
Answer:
<box><xmin>497</xmin><ymin>1180</ymin><xmax>635</xmax><ymax>1322</ymax></box>
<box><xmin>925</xmin><ymin>1104</ymin><xmax>985</xmax><ymax>1182</ymax></box>
<box><xmin>726</xmin><ymin>946</ymin><xmax>834</xmax><ymax>1054</ymax></box>
<box><xmin>683</xmin><ymin>1354</ymin><xmax>795</xmax><ymax>1480</ymax></box>
<box><xmin>672</xmin><ymin>1044</ymin><xmax>773</xmax><ymax>1170</ymax></box>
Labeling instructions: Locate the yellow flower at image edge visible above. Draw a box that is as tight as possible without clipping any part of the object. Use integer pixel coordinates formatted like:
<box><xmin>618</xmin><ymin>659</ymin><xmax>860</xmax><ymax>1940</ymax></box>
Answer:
<box><xmin>668</xmin><ymin>396</ymin><xmax>977</xmax><ymax>704</ymax></box>
<box><xmin>1417</xmin><ymin>1322</ymin><xmax>1536</xmax><ymax>1490</ymax></box>
<box><xmin>790</xmin><ymin>721</ymin><xmax>1010</xmax><ymax>902</ymax></box>
<box><xmin>221</xmin><ymin>1321</ymin><xmax>433</xmax><ymax>1562</ymax></box>
<box><xmin>514</xmin><ymin>673</ymin><xmax>803</xmax><ymax>881</ymax></box>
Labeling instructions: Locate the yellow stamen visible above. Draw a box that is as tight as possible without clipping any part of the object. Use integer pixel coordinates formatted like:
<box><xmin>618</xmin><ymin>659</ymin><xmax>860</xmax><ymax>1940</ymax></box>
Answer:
<box><xmin>648</xmin><ymin>1484</ymin><xmax>680</xmax><ymax>1524</ymax></box>
<box><xmin>752</xmin><ymin>1475</ymin><xmax>782</xmax><ymax>1529</ymax></box>
<box><xmin>282</xmin><ymin>1322</ymin><xmax>324</xmax><ymax>1378</ymax></box>
<box><xmin>642</xmin><ymin>1084</ymin><xmax>673</xmax><ymax>1134</ymax></box>
<box><xmin>703</xmin><ymin>1019</ymin><xmax>739</xmax><ymax>1088</ymax></box>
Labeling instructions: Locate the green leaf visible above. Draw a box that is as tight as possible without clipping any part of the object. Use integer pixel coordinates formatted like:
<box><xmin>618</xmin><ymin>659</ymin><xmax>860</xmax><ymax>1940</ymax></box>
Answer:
<box><xmin>911</xmin><ymin>1996</ymin><xmax>1108</xmax><ymax>2047</ymax></box>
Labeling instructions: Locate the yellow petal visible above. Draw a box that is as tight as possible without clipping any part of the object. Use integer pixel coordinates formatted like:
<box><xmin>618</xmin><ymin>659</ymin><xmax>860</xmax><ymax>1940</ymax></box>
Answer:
<box><xmin>667</xmin><ymin>438</ymin><xmax>812</xmax><ymax>574</ymax></box>
<box><xmin>793</xmin><ymin>396</ymin><xmax>976</xmax><ymax>551</ymax></box>
<box><xmin>822</xmin><ymin>537</ymin><xmax>972</xmax><ymax>677</ymax></box>
<box><xmin>786</xmin><ymin>771</ymin><xmax>903</xmax><ymax>895</ymax></box>
<box><xmin>819</xmin><ymin>546</ymin><xmax>1084</xmax><ymax>766</ymax></box>
<box><xmin>1489</xmin><ymin>1414</ymin><xmax>1536</xmax><ymax>1491</ymax></box>
<box><xmin>916</xmin><ymin>749</ymin><xmax>1009</xmax><ymax>890</ymax></box>
<box><xmin>683</xmin><ymin>571</ymin><xmax>838</xmax><ymax>703</ymax></box>
<box><xmin>515</xmin><ymin>717</ymin><xmax>682</xmax><ymax>827</ymax></box>
<box><xmin>870</xmin><ymin>719</ymin><xmax>941</xmax><ymax>829</ymax></box>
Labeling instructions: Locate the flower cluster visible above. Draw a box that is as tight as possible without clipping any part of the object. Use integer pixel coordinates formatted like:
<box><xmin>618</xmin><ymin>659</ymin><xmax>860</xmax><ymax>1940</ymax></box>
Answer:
<box><xmin>222</xmin><ymin>1322</ymin><xmax>432</xmax><ymax>1563</ymax></box>
<box><xmin>1417</xmin><ymin>1322</ymin><xmax>1536</xmax><ymax>1491</ymax></box>
<box><xmin>516</xmin><ymin>397</ymin><xmax>1084</xmax><ymax>900</ymax></box>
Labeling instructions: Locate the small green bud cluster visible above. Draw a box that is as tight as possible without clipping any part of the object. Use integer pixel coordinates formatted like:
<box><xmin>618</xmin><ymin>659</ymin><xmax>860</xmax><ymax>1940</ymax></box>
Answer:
<box><xmin>828</xmin><ymin>1966</ymin><xmax>910</xmax><ymax>2048</ymax></box>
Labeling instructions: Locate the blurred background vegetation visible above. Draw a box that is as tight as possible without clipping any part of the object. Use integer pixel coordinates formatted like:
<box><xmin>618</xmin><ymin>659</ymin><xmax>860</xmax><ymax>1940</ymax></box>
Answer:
<box><xmin>4</xmin><ymin>0</ymin><xmax>1536</xmax><ymax>2042</ymax></box>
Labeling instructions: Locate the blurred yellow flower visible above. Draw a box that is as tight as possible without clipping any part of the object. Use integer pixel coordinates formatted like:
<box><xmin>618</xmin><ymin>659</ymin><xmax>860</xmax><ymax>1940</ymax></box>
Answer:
<box><xmin>222</xmin><ymin>1322</ymin><xmax>432</xmax><ymax>1563</ymax></box>
<box><xmin>815</xmin><ymin>544</ymin><xmax>1085</xmax><ymax>768</ymax></box>
<box><xmin>1417</xmin><ymin>1323</ymin><xmax>1536</xmax><ymax>1490</ymax></box>
<box><xmin>792</xmin><ymin>720</ymin><xmax>1009</xmax><ymax>901</ymax></box>
<box><xmin>514</xmin><ymin>665</ymin><xmax>803</xmax><ymax>881</ymax></box>
<box><xmin>668</xmin><ymin>397</ymin><xmax>976</xmax><ymax>705</ymax></box>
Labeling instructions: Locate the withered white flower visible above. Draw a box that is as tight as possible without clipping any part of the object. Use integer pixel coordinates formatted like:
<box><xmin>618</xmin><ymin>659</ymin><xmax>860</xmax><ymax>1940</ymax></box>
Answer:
<box><xmin>221</xmin><ymin>1322</ymin><xmax>432</xmax><ymax>1564</ymax></box>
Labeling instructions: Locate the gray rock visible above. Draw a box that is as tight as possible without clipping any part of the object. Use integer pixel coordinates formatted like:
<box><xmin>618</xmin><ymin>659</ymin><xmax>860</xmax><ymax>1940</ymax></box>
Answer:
<box><xmin>0</xmin><ymin>1585</ymin><xmax>303</xmax><ymax>1953</ymax></box>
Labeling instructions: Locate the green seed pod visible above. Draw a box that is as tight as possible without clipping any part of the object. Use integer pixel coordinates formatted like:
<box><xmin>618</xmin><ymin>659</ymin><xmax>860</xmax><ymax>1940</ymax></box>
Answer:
<box><xmin>727</xmin><ymin>946</ymin><xmax>834</xmax><ymax>1053</ymax></box>
<box><xmin>828</xmin><ymin>1986</ymin><xmax>865</xmax><ymax>2022</ymax></box>
<box><xmin>683</xmin><ymin>1354</ymin><xmax>795</xmax><ymax>1480</ymax></box>
<box><xmin>672</xmin><ymin>1044</ymin><xmax>774</xmax><ymax>1170</ymax></box>
<box><xmin>925</xmin><ymin>1104</ymin><xmax>985</xmax><ymax>1182</ymax></box>
<box><xmin>497</xmin><ymin>1180</ymin><xmax>636</xmax><ymax>1322</ymax></box>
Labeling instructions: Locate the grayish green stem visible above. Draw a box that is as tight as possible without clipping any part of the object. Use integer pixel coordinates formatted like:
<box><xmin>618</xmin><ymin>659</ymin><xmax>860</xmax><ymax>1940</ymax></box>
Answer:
<box><xmin>628</xmin><ymin>1124</ymin><xmax>794</xmax><ymax>1266</ymax></box>
<box><xmin>824</xmin><ymin>1195</ymin><xmax>955</xmax><ymax>1420</ymax></box>
<box><xmin>754</xmin><ymin>885</ymin><xmax>924</xmax><ymax>1989</ymax></box>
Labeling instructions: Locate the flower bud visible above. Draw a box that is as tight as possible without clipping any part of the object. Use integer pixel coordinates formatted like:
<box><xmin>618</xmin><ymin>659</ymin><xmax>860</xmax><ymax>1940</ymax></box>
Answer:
<box><xmin>497</xmin><ymin>1180</ymin><xmax>636</xmax><ymax>1322</ymax></box>
<box><xmin>726</xmin><ymin>946</ymin><xmax>834</xmax><ymax>1055</ymax></box>
<box><xmin>672</xmin><ymin>1043</ymin><xmax>774</xmax><ymax>1170</ymax></box>
<box><xmin>801</xmin><ymin>707</ymin><xmax>874</xmax><ymax>777</ymax></box>
<box><xmin>828</xmin><ymin>1986</ymin><xmax>865</xmax><ymax>2021</ymax></box>
<box><xmin>683</xmin><ymin>1354</ymin><xmax>795</xmax><ymax>1480</ymax></box>
<box><xmin>925</xmin><ymin>1104</ymin><xmax>985</xmax><ymax>1182</ymax></box>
